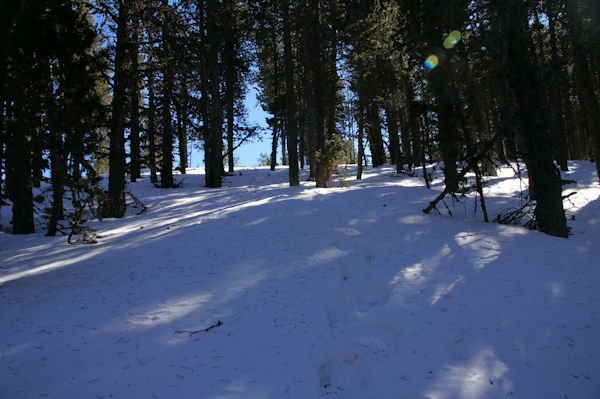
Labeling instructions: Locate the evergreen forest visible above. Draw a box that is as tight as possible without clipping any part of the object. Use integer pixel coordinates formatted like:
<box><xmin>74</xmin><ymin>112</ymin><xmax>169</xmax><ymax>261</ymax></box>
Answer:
<box><xmin>1</xmin><ymin>0</ymin><xmax>600</xmax><ymax>239</ymax></box>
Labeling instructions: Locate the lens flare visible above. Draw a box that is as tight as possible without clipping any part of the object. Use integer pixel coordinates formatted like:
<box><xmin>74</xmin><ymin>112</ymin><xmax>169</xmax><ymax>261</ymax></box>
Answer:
<box><xmin>443</xmin><ymin>30</ymin><xmax>462</xmax><ymax>50</ymax></box>
<box><xmin>424</xmin><ymin>54</ymin><xmax>439</xmax><ymax>70</ymax></box>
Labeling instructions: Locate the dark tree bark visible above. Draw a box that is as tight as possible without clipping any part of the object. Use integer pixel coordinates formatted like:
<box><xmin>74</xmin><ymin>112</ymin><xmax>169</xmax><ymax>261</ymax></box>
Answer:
<box><xmin>356</xmin><ymin>100</ymin><xmax>364</xmax><ymax>180</ymax></box>
<box><xmin>543</xmin><ymin>2</ymin><xmax>569</xmax><ymax>170</ymax></box>
<box><xmin>280</xmin><ymin>127</ymin><xmax>287</xmax><ymax>165</ymax></box>
<box><xmin>203</xmin><ymin>0</ymin><xmax>224</xmax><ymax>188</ymax></box>
<box><xmin>160</xmin><ymin>0</ymin><xmax>174</xmax><ymax>188</ymax></box>
<box><xmin>270</xmin><ymin>118</ymin><xmax>278</xmax><ymax>170</ymax></box>
<box><xmin>104</xmin><ymin>0</ymin><xmax>129</xmax><ymax>218</ymax></box>
<box><xmin>175</xmin><ymin>85</ymin><xmax>189</xmax><ymax>174</ymax></box>
<box><xmin>129</xmin><ymin>17</ymin><xmax>141</xmax><ymax>182</ymax></box>
<box><xmin>310</xmin><ymin>0</ymin><xmax>325</xmax><ymax>153</ymax></box>
<box><xmin>384</xmin><ymin>95</ymin><xmax>401</xmax><ymax>173</ymax></box>
<box><xmin>564</xmin><ymin>0</ymin><xmax>600</xmax><ymax>182</ymax></box>
<box><xmin>429</xmin><ymin>65</ymin><xmax>460</xmax><ymax>192</ymax></box>
<box><xmin>366</xmin><ymin>101</ymin><xmax>385</xmax><ymax>167</ymax></box>
<box><xmin>46</xmin><ymin>60</ymin><xmax>65</xmax><ymax>236</ymax></box>
<box><xmin>494</xmin><ymin>0</ymin><xmax>568</xmax><ymax>237</ymax></box>
<box><xmin>5</xmin><ymin>102</ymin><xmax>35</xmax><ymax>234</ymax></box>
<box><xmin>283</xmin><ymin>0</ymin><xmax>299</xmax><ymax>186</ymax></box>
<box><xmin>31</xmin><ymin>127</ymin><xmax>43</xmax><ymax>188</ymax></box>
<box><xmin>46</xmin><ymin>130</ymin><xmax>66</xmax><ymax>236</ymax></box>
<box><xmin>147</xmin><ymin>71</ymin><xmax>158</xmax><ymax>184</ymax></box>
<box><xmin>224</xmin><ymin>13</ymin><xmax>236</xmax><ymax>174</ymax></box>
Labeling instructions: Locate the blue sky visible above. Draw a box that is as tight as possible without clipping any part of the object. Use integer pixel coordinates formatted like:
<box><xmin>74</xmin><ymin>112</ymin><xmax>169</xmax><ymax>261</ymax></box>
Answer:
<box><xmin>188</xmin><ymin>86</ymin><xmax>272</xmax><ymax>168</ymax></box>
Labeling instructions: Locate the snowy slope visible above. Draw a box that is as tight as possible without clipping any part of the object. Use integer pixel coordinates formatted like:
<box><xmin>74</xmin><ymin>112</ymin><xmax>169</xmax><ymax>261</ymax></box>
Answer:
<box><xmin>1</xmin><ymin>162</ymin><xmax>599</xmax><ymax>399</ymax></box>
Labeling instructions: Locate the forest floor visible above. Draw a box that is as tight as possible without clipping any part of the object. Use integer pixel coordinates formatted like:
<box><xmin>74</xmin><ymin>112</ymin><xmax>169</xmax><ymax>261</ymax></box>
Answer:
<box><xmin>1</xmin><ymin>161</ymin><xmax>599</xmax><ymax>398</ymax></box>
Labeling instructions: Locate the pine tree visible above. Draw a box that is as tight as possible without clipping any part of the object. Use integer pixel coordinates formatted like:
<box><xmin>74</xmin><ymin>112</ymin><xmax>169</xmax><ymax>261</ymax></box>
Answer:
<box><xmin>282</xmin><ymin>0</ymin><xmax>300</xmax><ymax>186</ymax></box>
<box><xmin>490</xmin><ymin>0</ymin><xmax>568</xmax><ymax>237</ymax></box>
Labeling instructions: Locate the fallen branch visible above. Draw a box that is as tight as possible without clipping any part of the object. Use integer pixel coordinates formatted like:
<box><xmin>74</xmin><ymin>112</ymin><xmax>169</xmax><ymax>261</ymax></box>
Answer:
<box><xmin>175</xmin><ymin>320</ymin><xmax>223</xmax><ymax>338</ymax></box>
<box><xmin>423</xmin><ymin>132</ymin><xmax>502</xmax><ymax>215</ymax></box>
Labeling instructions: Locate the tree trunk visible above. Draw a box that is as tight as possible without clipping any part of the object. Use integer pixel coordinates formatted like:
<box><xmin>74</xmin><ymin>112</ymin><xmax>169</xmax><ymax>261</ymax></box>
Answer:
<box><xmin>283</xmin><ymin>1</ymin><xmax>299</xmax><ymax>186</ymax></box>
<box><xmin>366</xmin><ymin>101</ymin><xmax>385</xmax><ymax>167</ymax></box>
<box><xmin>280</xmin><ymin>127</ymin><xmax>287</xmax><ymax>165</ymax></box>
<box><xmin>356</xmin><ymin>100</ymin><xmax>364</xmax><ymax>180</ymax></box>
<box><xmin>224</xmin><ymin>15</ymin><xmax>236</xmax><ymax>174</ymax></box>
<box><xmin>310</xmin><ymin>0</ymin><xmax>325</xmax><ymax>153</ymax></box>
<box><xmin>6</xmin><ymin>101</ymin><xmax>35</xmax><ymax>234</ymax></box>
<box><xmin>564</xmin><ymin>0</ymin><xmax>600</xmax><ymax>182</ymax></box>
<box><xmin>46</xmin><ymin>60</ymin><xmax>65</xmax><ymax>236</ymax></box>
<box><xmin>495</xmin><ymin>0</ymin><xmax>568</xmax><ymax>237</ymax></box>
<box><xmin>270</xmin><ymin>118</ymin><xmax>278</xmax><ymax>170</ymax></box>
<box><xmin>204</xmin><ymin>0</ymin><xmax>224</xmax><ymax>188</ymax></box>
<box><xmin>430</xmin><ymin>65</ymin><xmax>460</xmax><ymax>192</ymax></box>
<box><xmin>176</xmin><ymin>74</ymin><xmax>189</xmax><ymax>174</ymax></box>
<box><xmin>544</xmin><ymin>1</ymin><xmax>569</xmax><ymax>170</ymax></box>
<box><xmin>385</xmin><ymin>96</ymin><xmax>401</xmax><ymax>173</ymax></box>
<box><xmin>175</xmin><ymin>97</ymin><xmax>188</xmax><ymax>174</ymax></box>
<box><xmin>46</xmin><ymin>131</ymin><xmax>66</xmax><ymax>236</ymax></box>
<box><xmin>104</xmin><ymin>0</ymin><xmax>128</xmax><ymax>218</ymax></box>
<box><xmin>160</xmin><ymin>0</ymin><xmax>174</xmax><ymax>188</ymax></box>
<box><xmin>129</xmin><ymin>18</ymin><xmax>141</xmax><ymax>182</ymax></box>
<box><xmin>147</xmin><ymin>72</ymin><xmax>158</xmax><ymax>184</ymax></box>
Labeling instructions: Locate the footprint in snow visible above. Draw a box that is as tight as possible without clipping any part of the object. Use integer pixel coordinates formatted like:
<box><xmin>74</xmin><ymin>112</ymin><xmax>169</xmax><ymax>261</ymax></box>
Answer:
<box><xmin>317</xmin><ymin>351</ymin><xmax>371</xmax><ymax>396</ymax></box>
<box><xmin>355</xmin><ymin>280</ymin><xmax>392</xmax><ymax>307</ymax></box>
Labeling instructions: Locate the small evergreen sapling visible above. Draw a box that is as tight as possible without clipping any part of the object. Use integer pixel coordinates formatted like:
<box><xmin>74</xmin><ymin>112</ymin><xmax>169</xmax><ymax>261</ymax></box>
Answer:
<box><xmin>315</xmin><ymin>135</ymin><xmax>346</xmax><ymax>188</ymax></box>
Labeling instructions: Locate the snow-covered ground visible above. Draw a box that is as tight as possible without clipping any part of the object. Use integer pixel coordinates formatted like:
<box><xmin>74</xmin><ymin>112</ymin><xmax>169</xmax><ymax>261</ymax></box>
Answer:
<box><xmin>1</xmin><ymin>162</ymin><xmax>599</xmax><ymax>398</ymax></box>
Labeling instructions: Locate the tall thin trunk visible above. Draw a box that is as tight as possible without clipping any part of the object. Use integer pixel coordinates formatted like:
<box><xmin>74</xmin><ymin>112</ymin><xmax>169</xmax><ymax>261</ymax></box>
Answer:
<box><xmin>224</xmin><ymin>12</ymin><xmax>236</xmax><ymax>174</ymax></box>
<box><xmin>495</xmin><ymin>0</ymin><xmax>568</xmax><ymax>237</ymax></box>
<box><xmin>280</xmin><ymin>127</ymin><xmax>287</xmax><ymax>165</ymax></box>
<box><xmin>31</xmin><ymin>127</ymin><xmax>43</xmax><ymax>188</ymax></box>
<box><xmin>47</xmin><ymin>131</ymin><xmax>66</xmax><ymax>236</ymax></box>
<box><xmin>147</xmin><ymin>72</ymin><xmax>158</xmax><ymax>184</ymax></box>
<box><xmin>430</xmin><ymin>65</ymin><xmax>460</xmax><ymax>192</ymax></box>
<box><xmin>176</xmin><ymin>74</ymin><xmax>189</xmax><ymax>174</ymax></box>
<box><xmin>356</xmin><ymin>100</ymin><xmax>364</xmax><ymax>180</ymax></box>
<box><xmin>6</xmin><ymin>100</ymin><xmax>34</xmax><ymax>234</ymax></box>
<box><xmin>204</xmin><ymin>0</ymin><xmax>224</xmax><ymax>188</ymax></box>
<box><xmin>160</xmin><ymin>0</ymin><xmax>174</xmax><ymax>188</ymax></box>
<box><xmin>270</xmin><ymin>119</ymin><xmax>278</xmax><ymax>170</ymax></box>
<box><xmin>366</xmin><ymin>101</ymin><xmax>385</xmax><ymax>167</ymax></box>
<box><xmin>283</xmin><ymin>0</ymin><xmax>299</xmax><ymax>186</ymax></box>
<box><xmin>129</xmin><ymin>17</ymin><xmax>141</xmax><ymax>182</ymax></box>
<box><xmin>46</xmin><ymin>61</ymin><xmax>65</xmax><ymax>236</ymax></box>
<box><xmin>310</xmin><ymin>0</ymin><xmax>325</xmax><ymax>152</ymax></box>
<box><xmin>385</xmin><ymin>96</ymin><xmax>401</xmax><ymax>172</ymax></box>
<box><xmin>565</xmin><ymin>0</ymin><xmax>600</xmax><ymax>181</ymax></box>
<box><xmin>105</xmin><ymin>0</ymin><xmax>129</xmax><ymax>217</ymax></box>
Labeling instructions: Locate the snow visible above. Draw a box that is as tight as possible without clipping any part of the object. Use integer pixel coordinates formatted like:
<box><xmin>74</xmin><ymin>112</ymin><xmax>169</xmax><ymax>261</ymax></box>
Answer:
<box><xmin>1</xmin><ymin>161</ymin><xmax>599</xmax><ymax>398</ymax></box>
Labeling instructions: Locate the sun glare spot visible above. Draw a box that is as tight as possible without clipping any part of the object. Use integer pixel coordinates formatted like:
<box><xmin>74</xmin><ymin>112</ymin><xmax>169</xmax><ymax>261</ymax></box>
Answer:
<box><xmin>424</xmin><ymin>54</ymin><xmax>439</xmax><ymax>70</ymax></box>
<box><xmin>443</xmin><ymin>30</ymin><xmax>462</xmax><ymax>49</ymax></box>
